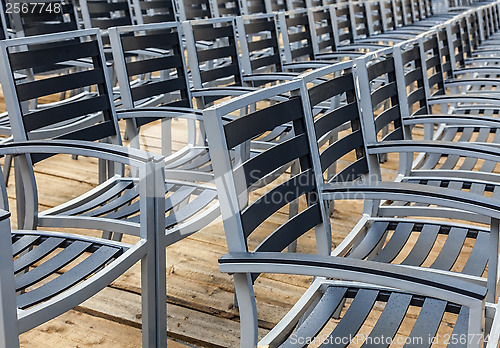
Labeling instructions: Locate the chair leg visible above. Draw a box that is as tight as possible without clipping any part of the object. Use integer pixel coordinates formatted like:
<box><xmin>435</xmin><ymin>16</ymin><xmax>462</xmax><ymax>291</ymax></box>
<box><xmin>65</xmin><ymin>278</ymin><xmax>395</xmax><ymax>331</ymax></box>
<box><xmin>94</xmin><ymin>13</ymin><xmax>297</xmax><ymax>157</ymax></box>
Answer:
<box><xmin>233</xmin><ymin>273</ymin><xmax>259</xmax><ymax>348</ymax></box>
<box><xmin>141</xmin><ymin>253</ymin><xmax>158</xmax><ymax>348</ymax></box>
<box><xmin>3</xmin><ymin>155</ymin><xmax>12</xmax><ymax>186</ymax></box>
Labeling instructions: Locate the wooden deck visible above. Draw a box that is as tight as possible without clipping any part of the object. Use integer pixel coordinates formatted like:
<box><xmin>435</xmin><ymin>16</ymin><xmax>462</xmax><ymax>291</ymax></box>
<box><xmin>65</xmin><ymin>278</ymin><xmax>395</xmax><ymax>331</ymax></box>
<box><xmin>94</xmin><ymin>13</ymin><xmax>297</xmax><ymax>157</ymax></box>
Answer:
<box><xmin>1</xmin><ymin>102</ymin><xmax>475</xmax><ymax>347</ymax></box>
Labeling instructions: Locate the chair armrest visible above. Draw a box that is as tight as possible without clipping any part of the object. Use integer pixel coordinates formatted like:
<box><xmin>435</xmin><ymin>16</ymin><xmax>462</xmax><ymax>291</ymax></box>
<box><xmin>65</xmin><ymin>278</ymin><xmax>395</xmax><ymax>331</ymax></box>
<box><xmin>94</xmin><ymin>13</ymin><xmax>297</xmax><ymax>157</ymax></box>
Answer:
<box><xmin>191</xmin><ymin>87</ymin><xmax>289</xmax><ymax>103</ymax></box>
<box><xmin>219</xmin><ymin>252</ymin><xmax>486</xmax><ymax>305</ymax></box>
<box><xmin>445</xmin><ymin>77</ymin><xmax>500</xmax><ymax>88</ymax></box>
<box><xmin>322</xmin><ymin>179</ymin><xmax>500</xmax><ymax>220</ymax></box>
<box><xmin>404</xmin><ymin>114</ymin><xmax>500</xmax><ymax>128</ymax></box>
<box><xmin>242</xmin><ymin>72</ymin><xmax>298</xmax><ymax>83</ymax></box>
<box><xmin>117</xmin><ymin>107</ymin><xmax>204</xmax><ymax>122</ymax></box>
<box><xmin>0</xmin><ymin>140</ymin><xmax>164</xmax><ymax>167</ymax></box>
<box><xmin>427</xmin><ymin>94</ymin><xmax>500</xmax><ymax>106</ymax></box>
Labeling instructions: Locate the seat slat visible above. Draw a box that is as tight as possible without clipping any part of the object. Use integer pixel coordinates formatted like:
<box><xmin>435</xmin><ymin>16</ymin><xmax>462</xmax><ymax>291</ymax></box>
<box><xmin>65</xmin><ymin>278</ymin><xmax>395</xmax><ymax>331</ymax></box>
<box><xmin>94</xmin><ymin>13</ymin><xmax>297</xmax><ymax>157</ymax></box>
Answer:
<box><xmin>460</xmin><ymin>232</ymin><xmax>489</xmax><ymax>276</ymax></box>
<box><xmin>373</xmin><ymin>222</ymin><xmax>413</xmax><ymax>263</ymax></box>
<box><xmin>448</xmin><ymin>307</ymin><xmax>469</xmax><ymax>348</ymax></box>
<box><xmin>17</xmin><ymin>245</ymin><xmax>120</xmax><ymax>309</ymax></box>
<box><xmin>349</xmin><ymin>221</ymin><xmax>390</xmax><ymax>259</ymax></box>
<box><xmin>430</xmin><ymin>227</ymin><xmax>468</xmax><ymax>271</ymax></box>
<box><xmin>401</xmin><ymin>224</ymin><xmax>440</xmax><ymax>266</ymax></box>
<box><xmin>361</xmin><ymin>292</ymin><xmax>413</xmax><ymax>347</ymax></box>
<box><xmin>13</xmin><ymin>237</ymin><xmax>65</xmax><ymax>273</ymax></box>
<box><xmin>12</xmin><ymin>235</ymin><xmax>40</xmax><ymax>256</ymax></box>
<box><xmin>281</xmin><ymin>287</ymin><xmax>348</xmax><ymax>348</ymax></box>
<box><xmin>323</xmin><ymin>289</ymin><xmax>379</xmax><ymax>346</ymax></box>
<box><xmin>404</xmin><ymin>298</ymin><xmax>447</xmax><ymax>348</ymax></box>
<box><xmin>15</xmin><ymin>241</ymin><xmax>91</xmax><ymax>291</ymax></box>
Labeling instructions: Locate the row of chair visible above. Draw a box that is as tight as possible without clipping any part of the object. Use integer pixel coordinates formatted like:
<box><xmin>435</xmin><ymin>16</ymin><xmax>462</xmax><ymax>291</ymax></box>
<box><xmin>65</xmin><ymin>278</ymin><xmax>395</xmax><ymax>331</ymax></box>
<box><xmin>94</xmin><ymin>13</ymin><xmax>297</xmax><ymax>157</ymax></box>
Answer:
<box><xmin>0</xmin><ymin>0</ymin><xmax>496</xmax><ymax>346</ymax></box>
<box><xmin>203</xmin><ymin>0</ymin><xmax>500</xmax><ymax>345</ymax></box>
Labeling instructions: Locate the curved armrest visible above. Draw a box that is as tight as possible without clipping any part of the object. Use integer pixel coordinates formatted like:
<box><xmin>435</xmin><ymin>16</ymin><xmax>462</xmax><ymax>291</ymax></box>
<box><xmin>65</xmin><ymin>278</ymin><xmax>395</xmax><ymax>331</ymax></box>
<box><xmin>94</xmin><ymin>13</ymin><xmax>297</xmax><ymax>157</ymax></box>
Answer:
<box><xmin>242</xmin><ymin>72</ymin><xmax>298</xmax><ymax>82</ymax></box>
<box><xmin>445</xmin><ymin>77</ymin><xmax>500</xmax><ymax>88</ymax></box>
<box><xmin>282</xmin><ymin>61</ymin><xmax>334</xmax><ymax>70</ymax></box>
<box><xmin>0</xmin><ymin>140</ymin><xmax>164</xmax><ymax>167</ymax></box>
<box><xmin>322</xmin><ymin>179</ymin><xmax>500</xmax><ymax>220</ymax></box>
<box><xmin>454</xmin><ymin>67</ymin><xmax>500</xmax><ymax>76</ymax></box>
<box><xmin>190</xmin><ymin>86</ymin><xmax>257</xmax><ymax>98</ymax></box>
<box><xmin>404</xmin><ymin>114</ymin><xmax>500</xmax><ymax>128</ymax></box>
<box><xmin>315</xmin><ymin>51</ymin><xmax>365</xmax><ymax>60</ymax></box>
<box><xmin>117</xmin><ymin>107</ymin><xmax>204</xmax><ymax>122</ymax></box>
<box><xmin>219</xmin><ymin>252</ymin><xmax>486</xmax><ymax>306</ymax></box>
<box><xmin>191</xmin><ymin>87</ymin><xmax>289</xmax><ymax>103</ymax></box>
<box><xmin>428</xmin><ymin>94</ymin><xmax>500</xmax><ymax>106</ymax></box>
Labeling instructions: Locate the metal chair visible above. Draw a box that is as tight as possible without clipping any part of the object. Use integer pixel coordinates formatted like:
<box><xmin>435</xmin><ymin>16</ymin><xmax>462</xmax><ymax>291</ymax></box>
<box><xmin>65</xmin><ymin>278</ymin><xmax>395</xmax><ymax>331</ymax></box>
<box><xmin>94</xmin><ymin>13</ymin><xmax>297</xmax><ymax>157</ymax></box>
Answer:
<box><xmin>0</xmin><ymin>29</ymin><xmax>164</xmax><ymax>348</ymax></box>
<box><xmin>203</xmin><ymin>79</ymin><xmax>493</xmax><ymax>348</ymax></box>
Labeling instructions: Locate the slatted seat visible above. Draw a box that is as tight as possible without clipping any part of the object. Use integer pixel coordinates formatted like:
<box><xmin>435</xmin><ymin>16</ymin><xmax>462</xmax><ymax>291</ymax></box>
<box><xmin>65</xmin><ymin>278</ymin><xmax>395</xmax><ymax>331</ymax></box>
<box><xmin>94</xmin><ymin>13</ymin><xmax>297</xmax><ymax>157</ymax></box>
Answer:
<box><xmin>203</xmin><ymin>80</ymin><xmax>493</xmax><ymax>348</ymax></box>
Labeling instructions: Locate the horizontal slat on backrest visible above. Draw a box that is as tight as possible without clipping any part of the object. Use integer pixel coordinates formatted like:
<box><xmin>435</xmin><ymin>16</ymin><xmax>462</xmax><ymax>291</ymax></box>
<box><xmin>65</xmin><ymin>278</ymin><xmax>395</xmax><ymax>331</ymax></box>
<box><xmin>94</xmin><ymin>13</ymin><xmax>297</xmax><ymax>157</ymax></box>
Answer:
<box><xmin>141</xmin><ymin>0</ymin><xmax>173</xmax><ymax>10</ymax></box>
<box><xmin>367</xmin><ymin>57</ymin><xmax>395</xmax><ymax>80</ymax></box>
<box><xmin>92</xmin><ymin>17</ymin><xmax>131</xmax><ymax>29</ymax></box>
<box><xmin>24</xmin><ymin>22</ymin><xmax>77</xmax><ymax>36</ymax></box>
<box><xmin>331</xmin><ymin>157</ymin><xmax>369</xmax><ymax>183</ymax></box>
<box><xmin>404</xmin><ymin>67</ymin><xmax>423</xmax><ymax>86</ymax></box>
<box><xmin>121</xmin><ymin>32</ymin><xmax>178</xmax><ymax>51</ymax></box>
<box><xmin>320</xmin><ymin>130</ymin><xmax>363</xmax><ymax>172</ymax></box>
<box><xmin>371</xmin><ymin>81</ymin><xmax>397</xmax><ymax>106</ymax></box>
<box><xmin>197</xmin><ymin>45</ymin><xmax>237</xmax><ymax>62</ymax></box>
<box><xmin>247</xmin><ymin>37</ymin><xmax>278</xmax><ymax>52</ymax></box>
<box><xmin>88</xmin><ymin>0</ymin><xmax>129</xmax><ymax>12</ymax></box>
<box><xmin>401</xmin><ymin>46</ymin><xmax>420</xmax><ymax>64</ymax></box>
<box><xmin>244</xmin><ymin>18</ymin><xmax>275</xmax><ymax>34</ymax></box>
<box><xmin>241</xmin><ymin>133</ymin><xmax>309</xmax><ymax>188</ymax></box>
<box><xmin>23</xmin><ymin>95</ymin><xmax>110</xmax><ymax>132</ymax></box>
<box><xmin>314</xmin><ymin>102</ymin><xmax>358</xmax><ymax>140</ymax></box>
<box><xmin>131</xmin><ymin>77</ymin><xmax>187</xmax><ymax>101</ymax></box>
<box><xmin>126</xmin><ymin>55</ymin><xmax>183</xmax><ymax>76</ymax></box>
<box><xmin>9</xmin><ymin>40</ymin><xmax>99</xmax><ymax>71</ymax></box>
<box><xmin>16</xmin><ymin>69</ymin><xmax>104</xmax><ymax>102</ymax></box>
<box><xmin>308</xmin><ymin>73</ymin><xmax>354</xmax><ymax>107</ymax></box>
<box><xmin>375</xmin><ymin>104</ymin><xmax>401</xmax><ymax>133</ymax></box>
<box><xmin>200</xmin><ymin>63</ymin><xmax>239</xmax><ymax>83</ymax></box>
<box><xmin>143</xmin><ymin>14</ymin><xmax>175</xmax><ymax>23</ymax></box>
<box><xmin>255</xmin><ymin>203</ymin><xmax>321</xmax><ymax>253</ymax></box>
<box><xmin>241</xmin><ymin>168</ymin><xmax>316</xmax><ymax>237</ymax></box>
<box><xmin>250</xmin><ymin>54</ymin><xmax>281</xmax><ymax>71</ymax></box>
<box><xmin>193</xmin><ymin>25</ymin><xmax>234</xmax><ymax>41</ymax></box>
<box><xmin>225</xmin><ymin>97</ymin><xmax>302</xmax><ymax>149</ymax></box>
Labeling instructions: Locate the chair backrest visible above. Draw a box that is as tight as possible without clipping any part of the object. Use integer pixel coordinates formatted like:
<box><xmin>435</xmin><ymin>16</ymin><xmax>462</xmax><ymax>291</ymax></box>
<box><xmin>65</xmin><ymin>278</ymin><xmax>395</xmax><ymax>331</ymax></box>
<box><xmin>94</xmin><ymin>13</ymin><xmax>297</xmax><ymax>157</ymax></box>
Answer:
<box><xmin>354</xmin><ymin>47</ymin><xmax>405</xmax><ymax>145</ymax></box>
<box><xmin>203</xmin><ymin>80</ymin><xmax>332</xmax><ymax>258</ymax></box>
<box><xmin>109</xmin><ymin>22</ymin><xmax>191</xmax><ymax>111</ymax></box>
<box><xmin>392</xmin><ymin>0</ymin><xmax>405</xmax><ymax>27</ymax></box>
<box><xmin>240</xmin><ymin>0</ymin><xmax>267</xmax><ymax>14</ymax></box>
<box><xmin>7</xmin><ymin>0</ymin><xmax>79</xmax><ymax>38</ymax></box>
<box><xmin>236</xmin><ymin>13</ymin><xmax>283</xmax><ymax>76</ymax></box>
<box><xmin>466</xmin><ymin>9</ymin><xmax>481</xmax><ymax>50</ymax></box>
<box><xmin>183</xmin><ymin>17</ymin><xmax>243</xmax><ymax>98</ymax></box>
<box><xmin>446</xmin><ymin>18</ymin><xmax>467</xmax><ymax>73</ymax></box>
<box><xmin>401</xmin><ymin>0</ymin><xmax>414</xmax><ymax>25</ymax></box>
<box><xmin>308</xmin><ymin>6</ymin><xmax>337</xmax><ymax>56</ymax></box>
<box><xmin>266</xmin><ymin>0</ymin><xmax>288</xmax><ymax>13</ymax></box>
<box><xmin>174</xmin><ymin>0</ymin><xmax>212</xmax><ymax>20</ymax></box>
<box><xmin>380</xmin><ymin>0</ymin><xmax>397</xmax><ymax>31</ymax></box>
<box><xmin>392</xmin><ymin>37</ymin><xmax>432</xmax><ymax>119</ymax></box>
<box><xmin>349</xmin><ymin>2</ymin><xmax>370</xmax><ymax>40</ymax></box>
<box><xmin>366</xmin><ymin>0</ymin><xmax>385</xmax><ymax>36</ymax></box>
<box><xmin>332</xmin><ymin>2</ymin><xmax>354</xmax><ymax>46</ymax></box>
<box><xmin>298</xmin><ymin>62</ymin><xmax>370</xmax><ymax>185</ymax></box>
<box><xmin>278</xmin><ymin>9</ymin><xmax>315</xmax><ymax>63</ymax></box>
<box><xmin>437</xmin><ymin>23</ymin><xmax>454</xmax><ymax>81</ymax></box>
<box><xmin>210</xmin><ymin>0</ymin><xmax>241</xmax><ymax>17</ymax></box>
<box><xmin>0</xmin><ymin>29</ymin><xmax>120</xmax><ymax>149</ymax></box>
<box><xmin>129</xmin><ymin>0</ymin><xmax>177</xmax><ymax>24</ymax></box>
<box><xmin>81</xmin><ymin>0</ymin><xmax>133</xmax><ymax>31</ymax></box>
<box><xmin>418</xmin><ymin>29</ymin><xmax>446</xmax><ymax>102</ymax></box>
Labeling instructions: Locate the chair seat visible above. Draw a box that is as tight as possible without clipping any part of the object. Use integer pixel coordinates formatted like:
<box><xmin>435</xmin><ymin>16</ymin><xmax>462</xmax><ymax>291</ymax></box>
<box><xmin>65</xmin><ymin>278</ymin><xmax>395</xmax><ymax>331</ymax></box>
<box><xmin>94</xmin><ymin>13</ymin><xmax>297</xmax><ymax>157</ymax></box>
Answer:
<box><xmin>12</xmin><ymin>231</ymin><xmax>129</xmax><ymax>310</ymax></box>
<box><xmin>274</xmin><ymin>280</ymin><xmax>471</xmax><ymax>347</ymax></box>
<box><xmin>38</xmin><ymin>176</ymin><xmax>220</xmax><ymax>243</ymax></box>
<box><xmin>349</xmin><ymin>219</ymin><xmax>489</xmax><ymax>278</ymax></box>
